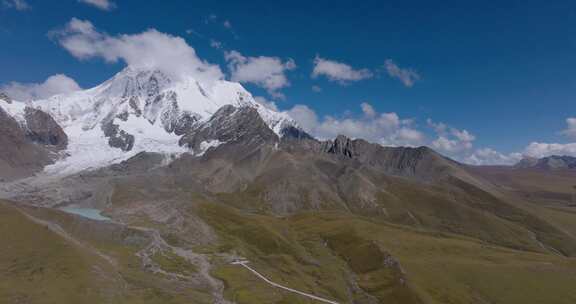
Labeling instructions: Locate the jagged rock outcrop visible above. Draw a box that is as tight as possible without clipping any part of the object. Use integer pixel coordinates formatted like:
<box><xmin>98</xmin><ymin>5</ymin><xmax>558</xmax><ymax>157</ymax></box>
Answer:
<box><xmin>179</xmin><ymin>105</ymin><xmax>278</xmax><ymax>153</ymax></box>
<box><xmin>322</xmin><ymin>135</ymin><xmax>356</xmax><ymax>158</ymax></box>
<box><xmin>102</xmin><ymin>121</ymin><xmax>135</xmax><ymax>151</ymax></box>
<box><xmin>0</xmin><ymin>92</ymin><xmax>12</xmax><ymax>104</ymax></box>
<box><xmin>320</xmin><ymin>135</ymin><xmax>460</xmax><ymax>180</ymax></box>
<box><xmin>0</xmin><ymin>106</ymin><xmax>52</xmax><ymax>181</ymax></box>
<box><xmin>23</xmin><ymin>107</ymin><xmax>68</xmax><ymax>149</ymax></box>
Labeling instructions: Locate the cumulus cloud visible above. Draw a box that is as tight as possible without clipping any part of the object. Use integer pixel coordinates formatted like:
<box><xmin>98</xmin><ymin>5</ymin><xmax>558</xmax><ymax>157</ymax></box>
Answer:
<box><xmin>286</xmin><ymin>102</ymin><xmax>425</xmax><ymax>147</ymax></box>
<box><xmin>425</xmin><ymin>119</ymin><xmax>520</xmax><ymax>165</ymax></box>
<box><xmin>53</xmin><ymin>18</ymin><xmax>224</xmax><ymax>83</ymax></box>
<box><xmin>312</xmin><ymin>56</ymin><xmax>372</xmax><ymax>84</ymax></box>
<box><xmin>561</xmin><ymin>117</ymin><xmax>576</xmax><ymax>139</ymax></box>
<box><xmin>523</xmin><ymin>142</ymin><xmax>576</xmax><ymax>158</ymax></box>
<box><xmin>428</xmin><ymin>119</ymin><xmax>475</xmax><ymax>154</ymax></box>
<box><xmin>224</xmin><ymin>50</ymin><xmax>296</xmax><ymax>99</ymax></box>
<box><xmin>464</xmin><ymin>148</ymin><xmax>522</xmax><ymax>166</ymax></box>
<box><xmin>78</xmin><ymin>0</ymin><xmax>115</xmax><ymax>10</ymax></box>
<box><xmin>311</xmin><ymin>85</ymin><xmax>322</xmax><ymax>93</ymax></box>
<box><xmin>2</xmin><ymin>0</ymin><xmax>29</xmax><ymax>10</ymax></box>
<box><xmin>1</xmin><ymin>74</ymin><xmax>81</xmax><ymax>101</ymax></box>
<box><xmin>384</xmin><ymin>59</ymin><xmax>420</xmax><ymax>87</ymax></box>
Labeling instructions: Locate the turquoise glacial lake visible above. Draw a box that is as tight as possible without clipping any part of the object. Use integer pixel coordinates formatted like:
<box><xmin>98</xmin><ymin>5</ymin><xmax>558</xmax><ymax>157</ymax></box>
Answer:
<box><xmin>60</xmin><ymin>207</ymin><xmax>111</xmax><ymax>221</ymax></box>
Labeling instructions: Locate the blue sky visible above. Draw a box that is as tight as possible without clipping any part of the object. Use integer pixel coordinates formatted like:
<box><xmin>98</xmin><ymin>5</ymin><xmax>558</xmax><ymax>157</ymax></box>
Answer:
<box><xmin>1</xmin><ymin>0</ymin><xmax>576</xmax><ymax>164</ymax></box>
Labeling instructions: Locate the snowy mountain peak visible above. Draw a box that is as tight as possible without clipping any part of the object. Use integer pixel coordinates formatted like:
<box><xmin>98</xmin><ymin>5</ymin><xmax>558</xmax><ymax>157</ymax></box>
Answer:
<box><xmin>94</xmin><ymin>67</ymin><xmax>173</xmax><ymax>99</ymax></box>
<box><xmin>9</xmin><ymin>66</ymin><xmax>299</xmax><ymax>175</ymax></box>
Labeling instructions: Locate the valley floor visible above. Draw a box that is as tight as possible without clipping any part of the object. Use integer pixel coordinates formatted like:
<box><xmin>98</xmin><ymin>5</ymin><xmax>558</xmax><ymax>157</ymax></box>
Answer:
<box><xmin>3</xmin><ymin>199</ymin><xmax>576</xmax><ymax>304</ymax></box>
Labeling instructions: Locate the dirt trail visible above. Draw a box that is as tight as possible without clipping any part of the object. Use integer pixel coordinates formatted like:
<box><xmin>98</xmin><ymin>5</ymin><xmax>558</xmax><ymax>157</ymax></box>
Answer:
<box><xmin>232</xmin><ymin>260</ymin><xmax>340</xmax><ymax>304</ymax></box>
<box><xmin>130</xmin><ymin>225</ymin><xmax>232</xmax><ymax>304</ymax></box>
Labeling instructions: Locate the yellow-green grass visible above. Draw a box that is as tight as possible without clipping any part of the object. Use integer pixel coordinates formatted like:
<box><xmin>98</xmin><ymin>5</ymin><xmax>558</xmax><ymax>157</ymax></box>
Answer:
<box><xmin>1</xmin><ymin>202</ymin><xmax>213</xmax><ymax>304</ymax></box>
<box><xmin>151</xmin><ymin>249</ymin><xmax>197</xmax><ymax>276</ymax></box>
<box><xmin>0</xmin><ymin>201</ymin><xmax>119</xmax><ymax>304</ymax></box>
<box><xmin>199</xmin><ymin>202</ymin><xmax>576</xmax><ymax>304</ymax></box>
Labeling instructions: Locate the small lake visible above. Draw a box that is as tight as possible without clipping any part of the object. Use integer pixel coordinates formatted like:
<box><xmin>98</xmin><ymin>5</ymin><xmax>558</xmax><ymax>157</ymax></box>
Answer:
<box><xmin>60</xmin><ymin>207</ymin><xmax>112</xmax><ymax>221</ymax></box>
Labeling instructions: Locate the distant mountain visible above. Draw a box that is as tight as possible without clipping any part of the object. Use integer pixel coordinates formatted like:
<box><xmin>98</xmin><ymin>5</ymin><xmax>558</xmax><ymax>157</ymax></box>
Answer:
<box><xmin>515</xmin><ymin>155</ymin><xmax>576</xmax><ymax>170</ymax></box>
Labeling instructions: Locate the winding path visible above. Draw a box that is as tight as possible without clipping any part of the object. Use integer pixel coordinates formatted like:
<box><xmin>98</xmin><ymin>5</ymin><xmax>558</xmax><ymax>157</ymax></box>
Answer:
<box><xmin>231</xmin><ymin>260</ymin><xmax>340</xmax><ymax>304</ymax></box>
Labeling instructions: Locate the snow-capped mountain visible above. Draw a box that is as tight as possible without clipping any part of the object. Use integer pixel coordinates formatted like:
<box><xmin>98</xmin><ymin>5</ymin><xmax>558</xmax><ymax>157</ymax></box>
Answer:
<box><xmin>3</xmin><ymin>67</ymin><xmax>297</xmax><ymax>175</ymax></box>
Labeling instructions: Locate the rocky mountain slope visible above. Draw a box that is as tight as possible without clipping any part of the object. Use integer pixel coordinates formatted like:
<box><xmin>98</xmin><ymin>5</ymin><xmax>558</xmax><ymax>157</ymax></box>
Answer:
<box><xmin>2</xmin><ymin>68</ymin><xmax>576</xmax><ymax>304</ymax></box>
<box><xmin>0</xmin><ymin>94</ymin><xmax>67</xmax><ymax>181</ymax></box>
<box><xmin>516</xmin><ymin>155</ymin><xmax>576</xmax><ymax>170</ymax></box>
<box><xmin>0</xmin><ymin>67</ymin><xmax>296</xmax><ymax>176</ymax></box>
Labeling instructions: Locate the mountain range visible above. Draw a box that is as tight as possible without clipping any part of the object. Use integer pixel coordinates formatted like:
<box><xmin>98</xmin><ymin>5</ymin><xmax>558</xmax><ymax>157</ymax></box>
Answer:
<box><xmin>515</xmin><ymin>155</ymin><xmax>576</xmax><ymax>170</ymax></box>
<box><xmin>1</xmin><ymin>68</ymin><xmax>576</xmax><ymax>304</ymax></box>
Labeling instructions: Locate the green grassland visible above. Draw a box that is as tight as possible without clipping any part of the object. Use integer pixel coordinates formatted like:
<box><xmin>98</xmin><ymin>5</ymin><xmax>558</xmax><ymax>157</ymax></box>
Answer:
<box><xmin>0</xmin><ymin>201</ymin><xmax>213</xmax><ymax>304</ymax></box>
<box><xmin>199</xmin><ymin>202</ymin><xmax>576</xmax><ymax>304</ymax></box>
<box><xmin>0</xmin><ymin>202</ymin><xmax>119</xmax><ymax>304</ymax></box>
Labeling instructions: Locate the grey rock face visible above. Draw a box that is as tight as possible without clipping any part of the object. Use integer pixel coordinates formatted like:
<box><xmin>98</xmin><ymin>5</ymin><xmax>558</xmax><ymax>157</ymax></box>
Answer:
<box><xmin>174</xmin><ymin>112</ymin><xmax>199</xmax><ymax>136</ymax></box>
<box><xmin>128</xmin><ymin>96</ymin><xmax>142</xmax><ymax>117</ymax></box>
<box><xmin>0</xmin><ymin>106</ymin><xmax>53</xmax><ymax>180</ymax></box>
<box><xmin>101</xmin><ymin>121</ymin><xmax>135</xmax><ymax>151</ymax></box>
<box><xmin>0</xmin><ymin>92</ymin><xmax>12</xmax><ymax>104</ymax></box>
<box><xmin>319</xmin><ymin>135</ymin><xmax>456</xmax><ymax>180</ymax></box>
<box><xmin>23</xmin><ymin>107</ymin><xmax>68</xmax><ymax>149</ymax></box>
<box><xmin>281</xmin><ymin>125</ymin><xmax>315</xmax><ymax>141</ymax></box>
<box><xmin>179</xmin><ymin>105</ymin><xmax>278</xmax><ymax>152</ymax></box>
<box><xmin>322</xmin><ymin>135</ymin><xmax>356</xmax><ymax>158</ymax></box>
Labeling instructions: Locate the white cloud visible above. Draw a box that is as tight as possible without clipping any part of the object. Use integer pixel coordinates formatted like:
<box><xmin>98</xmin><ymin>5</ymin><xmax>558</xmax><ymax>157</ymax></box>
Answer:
<box><xmin>2</xmin><ymin>0</ymin><xmax>29</xmax><ymax>10</ymax></box>
<box><xmin>523</xmin><ymin>142</ymin><xmax>576</xmax><ymax>158</ymax></box>
<box><xmin>223</xmin><ymin>20</ymin><xmax>232</xmax><ymax>29</ymax></box>
<box><xmin>312</xmin><ymin>56</ymin><xmax>372</xmax><ymax>84</ymax></box>
<box><xmin>384</xmin><ymin>59</ymin><xmax>420</xmax><ymax>87</ymax></box>
<box><xmin>427</xmin><ymin>118</ymin><xmax>447</xmax><ymax>134</ymax></box>
<box><xmin>432</xmin><ymin>136</ymin><xmax>469</xmax><ymax>154</ymax></box>
<box><xmin>464</xmin><ymin>148</ymin><xmax>522</xmax><ymax>166</ymax></box>
<box><xmin>53</xmin><ymin>18</ymin><xmax>224</xmax><ymax>83</ymax></box>
<box><xmin>561</xmin><ymin>117</ymin><xmax>576</xmax><ymax>139</ymax></box>
<box><xmin>1</xmin><ymin>74</ymin><xmax>81</xmax><ymax>101</ymax></box>
<box><xmin>209</xmin><ymin>39</ymin><xmax>223</xmax><ymax>49</ymax></box>
<box><xmin>360</xmin><ymin>102</ymin><xmax>376</xmax><ymax>118</ymax></box>
<box><xmin>286</xmin><ymin>102</ymin><xmax>425</xmax><ymax>147</ymax></box>
<box><xmin>78</xmin><ymin>0</ymin><xmax>115</xmax><ymax>10</ymax></box>
<box><xmin>311</xmin><ymin>85</ymin><xmax>322</xmax><ymax>93</ymax></box>
<box><xmin>428</xmin><ymin>119</ymin><xmax>475</xmax><ymax>154</ymax></box>
<box><xmin>224</xmin><ymin>50</ymin><xmax>296</xmax><ymax>99</ymax></box>
<box><xmin>286</xmin><ymin>104</ymin><xmax>576</xmax><ymax>166</ymax></box>
<box><xmin>451</xmin><ymin>128</ymin><xmax>475</xmax><ymax>142</ymax></box>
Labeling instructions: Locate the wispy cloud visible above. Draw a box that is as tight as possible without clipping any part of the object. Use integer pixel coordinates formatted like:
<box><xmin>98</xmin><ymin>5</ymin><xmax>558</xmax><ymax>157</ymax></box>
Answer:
<box><xmin>209</xmin><ymin>39</ymin><xmax>223</xmax><ymax>49</ymax></box>
<box><xmin>312</xmin><ymin>56</ymin><xmax>372</xmax><ymax>84</ymax></box>
<box><xmin>384</xmin><ymin>59</ymin><xmax>420</xmax><ymax>87</ymax></box>
<box><xmin>2</xmin><ymin>0</ymin><xmax>30</xmax><ymax>11</ymax></box>
<box><xmin>78</xmin><ymin>0</ymin><xmax>116</xmax><ymax>11</ymax></box>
